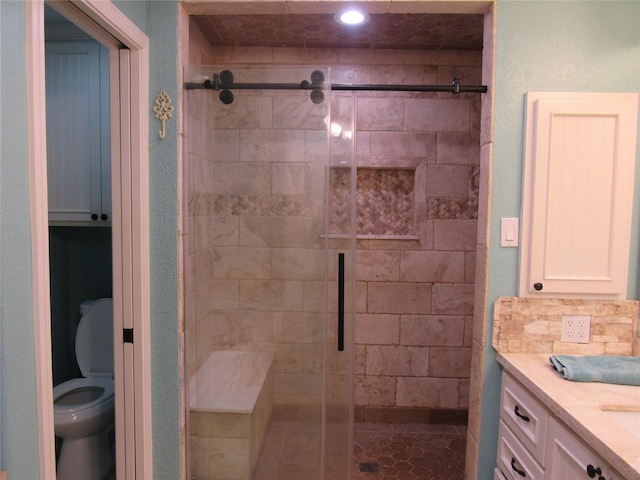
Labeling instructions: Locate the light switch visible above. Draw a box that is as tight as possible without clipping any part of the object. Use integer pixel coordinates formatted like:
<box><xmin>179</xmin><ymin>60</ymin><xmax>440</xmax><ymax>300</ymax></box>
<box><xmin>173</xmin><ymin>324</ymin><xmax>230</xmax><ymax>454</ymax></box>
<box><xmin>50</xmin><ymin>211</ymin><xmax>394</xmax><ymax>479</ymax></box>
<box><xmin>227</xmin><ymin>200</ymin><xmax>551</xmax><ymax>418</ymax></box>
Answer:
<box><xmin>501</xmin><ymin>218</ymin><xmax>519</xmax><ymax>247</ymax></box>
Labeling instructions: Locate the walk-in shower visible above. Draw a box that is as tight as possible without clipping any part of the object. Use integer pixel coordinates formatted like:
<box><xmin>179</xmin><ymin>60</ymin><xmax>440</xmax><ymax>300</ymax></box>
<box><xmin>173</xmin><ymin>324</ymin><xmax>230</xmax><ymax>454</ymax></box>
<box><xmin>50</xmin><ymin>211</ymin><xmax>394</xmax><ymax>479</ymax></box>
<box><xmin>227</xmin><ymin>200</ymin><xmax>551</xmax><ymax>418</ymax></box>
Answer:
<box><xmin>184</xmin><ymin>66</ymin><xmax>357</xmax><ymax>480</ymax></box>
<box><xmin>183</xmin><ymin>64</ymin><xmax>487</xmax><ymax>480</ymax></box>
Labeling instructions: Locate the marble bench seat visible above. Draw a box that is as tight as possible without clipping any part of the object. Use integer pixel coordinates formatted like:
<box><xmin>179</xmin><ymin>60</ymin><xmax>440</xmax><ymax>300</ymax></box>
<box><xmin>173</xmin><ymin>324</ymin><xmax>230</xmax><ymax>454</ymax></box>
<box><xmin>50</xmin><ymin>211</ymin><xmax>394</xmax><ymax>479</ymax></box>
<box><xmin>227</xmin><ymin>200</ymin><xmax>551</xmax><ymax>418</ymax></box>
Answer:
<box><xmin>189</xmin><ymin>350</ymin><xmax>275</xmax><ymax>480</ymax></box>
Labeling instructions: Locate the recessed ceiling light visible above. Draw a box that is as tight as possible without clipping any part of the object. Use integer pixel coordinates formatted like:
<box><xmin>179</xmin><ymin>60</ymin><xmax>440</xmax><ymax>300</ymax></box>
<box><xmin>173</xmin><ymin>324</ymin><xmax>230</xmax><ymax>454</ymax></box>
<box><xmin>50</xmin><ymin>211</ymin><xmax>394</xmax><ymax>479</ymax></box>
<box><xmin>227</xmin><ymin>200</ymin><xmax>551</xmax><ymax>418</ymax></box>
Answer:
<box><xmin>335</xmin><ymin>9</ymin><xmax>370</xmax><ymax>26</ymax></box>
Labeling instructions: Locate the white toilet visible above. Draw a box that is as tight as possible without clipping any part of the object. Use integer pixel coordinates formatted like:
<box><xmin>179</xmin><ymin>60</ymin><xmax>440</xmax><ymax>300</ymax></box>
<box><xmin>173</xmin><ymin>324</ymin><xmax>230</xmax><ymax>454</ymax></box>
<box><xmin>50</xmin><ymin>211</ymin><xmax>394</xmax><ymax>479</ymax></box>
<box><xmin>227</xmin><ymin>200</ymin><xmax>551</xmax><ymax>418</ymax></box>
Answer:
<box><xmin>54</xmin><ymin>298</ymin><xmax>115</xmax><ymax>480</ymax></box>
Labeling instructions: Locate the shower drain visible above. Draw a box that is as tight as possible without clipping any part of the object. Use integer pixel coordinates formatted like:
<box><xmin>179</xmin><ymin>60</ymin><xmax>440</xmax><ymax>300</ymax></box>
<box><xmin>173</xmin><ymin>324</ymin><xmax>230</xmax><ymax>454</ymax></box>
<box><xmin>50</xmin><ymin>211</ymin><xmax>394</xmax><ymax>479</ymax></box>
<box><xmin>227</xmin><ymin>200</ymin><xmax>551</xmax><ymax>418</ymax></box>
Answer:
<box><xmin>358</xmin><ymin>461</ymin><xmax>380</xmax><ymax>473</ymax></box>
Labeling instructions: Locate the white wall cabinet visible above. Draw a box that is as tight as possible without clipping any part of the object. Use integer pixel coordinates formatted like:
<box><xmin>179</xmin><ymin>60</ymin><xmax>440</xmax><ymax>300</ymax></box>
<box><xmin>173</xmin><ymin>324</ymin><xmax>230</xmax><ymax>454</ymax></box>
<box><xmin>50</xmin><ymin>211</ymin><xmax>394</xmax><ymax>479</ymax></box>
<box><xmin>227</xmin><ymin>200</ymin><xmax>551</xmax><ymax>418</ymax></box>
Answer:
<box><xmin>519</xmin><ymin>92</ymin><xmax>639</xmax><ymax>299</ymax></box>
<box><xmin>45</xmin><ymin>40</ymin><xmax>111</xmax><ymax>224</ymax></box>
<box><xmin>497</xmin><ymin>373</ymin><xmax>623</xmax><ymax>480</ymax></box>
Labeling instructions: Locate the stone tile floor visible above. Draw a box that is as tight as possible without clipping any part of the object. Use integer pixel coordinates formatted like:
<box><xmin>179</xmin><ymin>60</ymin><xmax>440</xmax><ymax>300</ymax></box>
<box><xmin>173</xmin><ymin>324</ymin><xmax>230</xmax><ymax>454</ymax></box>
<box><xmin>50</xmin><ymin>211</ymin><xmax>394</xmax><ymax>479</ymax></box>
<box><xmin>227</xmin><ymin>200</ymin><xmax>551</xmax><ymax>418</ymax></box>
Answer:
<box><xmin>68</xmin><ymin>422</ymin><xmax>466</xmax><ymax>479</ymax></box>
<box><xmin>187</xmin><ymin>419</ymin><xmax>466</xmax><ymax>479</ymax></box>
<box><xmin>353</xmin><ymin>423</ymin><xmax>467</xmax><ymax>480</ymax></box>
<box><xmin>252</xmin><ymin>420</ymin><xmax>466</xmax><ymax>479</ymax></box>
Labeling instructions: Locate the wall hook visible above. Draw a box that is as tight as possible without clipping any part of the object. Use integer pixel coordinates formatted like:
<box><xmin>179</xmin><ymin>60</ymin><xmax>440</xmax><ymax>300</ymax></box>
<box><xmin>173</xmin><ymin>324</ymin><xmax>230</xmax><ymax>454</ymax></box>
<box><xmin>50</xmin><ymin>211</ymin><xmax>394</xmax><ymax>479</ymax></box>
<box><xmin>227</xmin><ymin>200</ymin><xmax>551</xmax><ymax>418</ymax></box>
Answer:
<box><xmin>153</xmin><ymin>90</ymin><xmax>174</xmax><ymax>139</ymax></box>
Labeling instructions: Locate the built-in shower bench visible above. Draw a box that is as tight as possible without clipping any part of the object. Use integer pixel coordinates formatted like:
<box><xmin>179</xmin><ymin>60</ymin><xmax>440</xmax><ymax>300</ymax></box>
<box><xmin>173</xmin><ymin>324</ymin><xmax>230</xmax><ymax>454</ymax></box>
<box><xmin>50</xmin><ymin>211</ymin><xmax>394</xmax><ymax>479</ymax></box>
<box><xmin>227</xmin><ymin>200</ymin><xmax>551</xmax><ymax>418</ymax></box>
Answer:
<box><xmin>189</xmin><ymin>350</ymin><xmax>275</xmax><ymax>480</ymax></box>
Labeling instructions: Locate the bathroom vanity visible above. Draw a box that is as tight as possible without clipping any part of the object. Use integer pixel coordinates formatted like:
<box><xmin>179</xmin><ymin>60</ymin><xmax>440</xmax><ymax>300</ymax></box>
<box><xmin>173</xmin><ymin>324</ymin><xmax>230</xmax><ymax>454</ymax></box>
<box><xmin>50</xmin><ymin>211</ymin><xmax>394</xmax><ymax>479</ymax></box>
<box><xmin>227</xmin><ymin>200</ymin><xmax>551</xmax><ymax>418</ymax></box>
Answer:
<box><xmin>495</xmin><ymin>353</ymin><xmax>640</xmax><ymax>480</ymax></box>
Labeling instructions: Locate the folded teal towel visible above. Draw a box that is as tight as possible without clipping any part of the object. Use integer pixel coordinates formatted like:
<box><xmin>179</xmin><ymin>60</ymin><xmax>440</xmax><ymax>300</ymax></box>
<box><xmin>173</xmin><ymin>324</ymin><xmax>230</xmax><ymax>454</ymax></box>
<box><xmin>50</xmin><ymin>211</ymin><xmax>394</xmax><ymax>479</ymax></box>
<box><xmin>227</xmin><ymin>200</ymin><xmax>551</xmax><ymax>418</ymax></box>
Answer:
<box><xmin>549</xmin><ymin>355</ymin><xmax>640</xmax><ymax>386</ymax></box>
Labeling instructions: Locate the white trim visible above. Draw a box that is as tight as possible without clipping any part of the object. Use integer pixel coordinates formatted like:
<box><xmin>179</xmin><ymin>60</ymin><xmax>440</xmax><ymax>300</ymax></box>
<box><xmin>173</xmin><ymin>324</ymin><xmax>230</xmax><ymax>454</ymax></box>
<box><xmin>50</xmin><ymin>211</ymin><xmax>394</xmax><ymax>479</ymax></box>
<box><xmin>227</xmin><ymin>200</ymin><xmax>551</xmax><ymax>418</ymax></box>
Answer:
<box><xmin>110</xmin><ymin>45</ymin><xmax>126</xmax><ymax>480</ymax></box>
<box><xmin>46</xmin><ymin>0</ymin><xmax>148</xmax><ymax>50</ymax></box>
<box><xmin>129</xmin><ymin>44</ymin><xmax>153</xmax><ymax>480</ymax></box>
<box><xmin>28</xmin><ymin>1</ymin><xmax>151</xmax><ymax>478</ymax></box>
<box><xmin>26</xmin><ymin>1</ymin><xmax>57</xmax><ymax>478</ymax></box>
<box><xmin>177</xmin><ymin>6</ymin><xmax>189</xmax><ymax>479</ymax></box>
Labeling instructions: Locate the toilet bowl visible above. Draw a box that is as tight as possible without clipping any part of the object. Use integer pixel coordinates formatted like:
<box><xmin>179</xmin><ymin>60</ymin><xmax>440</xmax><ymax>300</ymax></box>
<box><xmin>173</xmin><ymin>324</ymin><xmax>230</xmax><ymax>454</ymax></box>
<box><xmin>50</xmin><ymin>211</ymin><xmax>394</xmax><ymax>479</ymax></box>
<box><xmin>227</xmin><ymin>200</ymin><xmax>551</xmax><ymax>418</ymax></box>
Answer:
<box><xmin>54</xmin><ymin>298</ymin><xmax>114</xmax><ymax>480</ymax></box>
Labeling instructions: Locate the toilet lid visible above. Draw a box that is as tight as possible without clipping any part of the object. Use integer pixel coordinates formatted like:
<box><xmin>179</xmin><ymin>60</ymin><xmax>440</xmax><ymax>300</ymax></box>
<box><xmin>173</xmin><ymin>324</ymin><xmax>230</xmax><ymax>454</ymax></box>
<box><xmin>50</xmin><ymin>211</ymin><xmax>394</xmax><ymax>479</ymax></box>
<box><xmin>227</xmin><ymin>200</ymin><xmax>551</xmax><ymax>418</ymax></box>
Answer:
<box><xmin>75</xmin><ymin>298</ymin><xmax>113</xmax><ymax>376</ymax></box>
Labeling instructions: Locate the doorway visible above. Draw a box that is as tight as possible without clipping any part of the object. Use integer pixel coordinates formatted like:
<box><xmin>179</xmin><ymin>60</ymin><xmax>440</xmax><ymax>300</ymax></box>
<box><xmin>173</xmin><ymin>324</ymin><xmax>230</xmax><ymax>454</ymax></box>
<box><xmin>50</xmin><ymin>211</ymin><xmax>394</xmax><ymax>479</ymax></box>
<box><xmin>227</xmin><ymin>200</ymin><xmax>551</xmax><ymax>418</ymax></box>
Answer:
<box><xmin>26</xmin><ymin>1</ymin><xmax>151</xmax><ymax>478</ymax></box>
<box><xmin>181</xmin><ymin>5</ymin><xmax>494</xmax><ymax>478</ymax></box>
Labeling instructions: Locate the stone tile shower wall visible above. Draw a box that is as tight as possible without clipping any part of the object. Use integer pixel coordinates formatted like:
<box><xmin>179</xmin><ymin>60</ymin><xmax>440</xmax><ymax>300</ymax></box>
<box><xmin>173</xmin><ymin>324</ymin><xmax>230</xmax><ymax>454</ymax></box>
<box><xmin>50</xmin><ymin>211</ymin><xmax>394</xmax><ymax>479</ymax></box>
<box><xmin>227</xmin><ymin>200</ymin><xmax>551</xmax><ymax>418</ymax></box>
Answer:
<box><xmin>185</xmin><ymin>84</ymin><xmax>330</xmax><ymax>410</ymax></box>
<box><xmin>351</xmin><ymin>53</ymin><xmax>480</xmax><ymax>423</ymax></box>
<box><xmin>187</xmin><ymin>42</ymin><xmax>482</xmax><ymax>421</ymax></box>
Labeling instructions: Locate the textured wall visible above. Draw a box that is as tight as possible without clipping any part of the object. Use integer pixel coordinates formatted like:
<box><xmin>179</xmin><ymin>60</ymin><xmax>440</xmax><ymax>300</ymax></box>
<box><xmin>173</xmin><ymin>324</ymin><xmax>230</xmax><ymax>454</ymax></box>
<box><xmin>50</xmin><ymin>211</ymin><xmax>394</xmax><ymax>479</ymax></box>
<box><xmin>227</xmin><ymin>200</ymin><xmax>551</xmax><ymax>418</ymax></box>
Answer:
<box><xmin>0</xmin><ymin>2</ymin><xmax>40</xmax><ymax>476</ymax></box>
<box><xmin>184</xmin><ymin>36</ymin><xmax>482</xmax><ymax>418</ymax></box>
<box><xmin>1</xmin><ymin>1</ymin><xmax>181</xmax><ymax>478</ymax></box>
<box><xmin>350</xmin><ymin>51</ymin><xmax>480</xmax><ymax>420</ymax></box>
<box><xmin>480</xmin><ymin>2</ymin><xmax>640</xmax><ymax>478</ymax></box>
<box><xmin>184</xmin><ymin>80</ymin><xmax>331</xmax><ymax>408</ymax></box>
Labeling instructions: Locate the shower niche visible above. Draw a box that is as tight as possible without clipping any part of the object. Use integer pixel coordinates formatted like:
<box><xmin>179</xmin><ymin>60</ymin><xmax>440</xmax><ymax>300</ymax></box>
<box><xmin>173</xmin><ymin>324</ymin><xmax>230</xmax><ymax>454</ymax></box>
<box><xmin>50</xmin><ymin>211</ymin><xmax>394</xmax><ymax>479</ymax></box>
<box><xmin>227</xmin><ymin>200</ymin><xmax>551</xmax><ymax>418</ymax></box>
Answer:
<box><xmin>183</xmin><ymin>66</ymin><xmax>356</xmax><ymax>480</ymax></box>
<box><xmin>331</xmin><ymin>167</ymin><xmax>417</xmax><ymax>239</ymax></box>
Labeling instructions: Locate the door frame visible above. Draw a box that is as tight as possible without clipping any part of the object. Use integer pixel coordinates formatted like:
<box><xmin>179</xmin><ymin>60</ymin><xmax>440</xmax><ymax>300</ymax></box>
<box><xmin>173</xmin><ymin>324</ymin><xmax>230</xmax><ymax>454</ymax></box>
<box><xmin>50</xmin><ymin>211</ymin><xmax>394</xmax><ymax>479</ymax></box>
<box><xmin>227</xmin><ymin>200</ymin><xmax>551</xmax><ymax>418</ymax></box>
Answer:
<box><xmin>26</xmin><ymin>1</ymin><xmax>152</xmax><ymax>478</ymax></box>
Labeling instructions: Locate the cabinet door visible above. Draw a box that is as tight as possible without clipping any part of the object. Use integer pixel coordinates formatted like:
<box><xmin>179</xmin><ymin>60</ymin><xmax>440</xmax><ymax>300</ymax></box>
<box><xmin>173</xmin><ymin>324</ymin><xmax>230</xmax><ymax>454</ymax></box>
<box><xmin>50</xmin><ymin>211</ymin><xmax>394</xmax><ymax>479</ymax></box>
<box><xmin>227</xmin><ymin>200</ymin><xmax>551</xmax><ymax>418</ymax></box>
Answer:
<box><xmin>519</xmin><ymin>92</ymin><xmax>638</xmax><ymax>299</ymax></box>
<box><xmin>546</xmin><ymin>417</ymin><xmax>623</xmax><ymax>480</ymax></box>
<box><xmin>45</xmin><ymin>41</ymin><xmax>110</xmax><ymax>223</ymax></box>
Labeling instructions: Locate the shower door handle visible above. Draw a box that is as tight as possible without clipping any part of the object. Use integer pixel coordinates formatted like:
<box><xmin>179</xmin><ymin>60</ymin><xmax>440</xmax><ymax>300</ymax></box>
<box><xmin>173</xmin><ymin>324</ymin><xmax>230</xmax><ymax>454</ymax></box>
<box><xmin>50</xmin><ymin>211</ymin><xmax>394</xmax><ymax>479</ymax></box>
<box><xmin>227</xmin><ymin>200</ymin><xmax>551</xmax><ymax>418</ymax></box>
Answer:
<box><xmin>338</xmin><ymin>253</ymin><xmax>345</xmax><ymax>351</ymax></box>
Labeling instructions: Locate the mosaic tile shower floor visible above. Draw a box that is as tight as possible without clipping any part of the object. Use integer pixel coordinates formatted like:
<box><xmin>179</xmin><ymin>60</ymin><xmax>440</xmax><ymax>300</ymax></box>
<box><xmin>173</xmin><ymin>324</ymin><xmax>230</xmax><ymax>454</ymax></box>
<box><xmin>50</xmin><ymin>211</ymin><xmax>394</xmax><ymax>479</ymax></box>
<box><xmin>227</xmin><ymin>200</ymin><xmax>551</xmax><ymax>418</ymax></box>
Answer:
<box><xmin>353</xmin><ymin>423</ymin><xmax>466</xmax><ymax>480</ymax></box>
<box><xmin>253</xmin><ymin>421</ymin><xmax>466</xmax><ymax>480</ymax></box>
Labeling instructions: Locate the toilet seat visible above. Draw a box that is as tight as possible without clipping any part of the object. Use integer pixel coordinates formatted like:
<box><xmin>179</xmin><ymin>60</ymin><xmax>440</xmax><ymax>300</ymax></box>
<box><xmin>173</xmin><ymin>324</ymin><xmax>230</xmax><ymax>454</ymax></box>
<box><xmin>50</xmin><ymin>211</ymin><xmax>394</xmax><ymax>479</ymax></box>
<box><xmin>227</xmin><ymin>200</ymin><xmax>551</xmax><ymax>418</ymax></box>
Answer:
<box><xmin>54</xmin><ymin>375</ymin><xmax>114</xmax><ymax>414</ymax></box>
<box><xmin>54</xmin><ymin>374</ymin><xmax>115</xmax><ymax>441</ymax></box>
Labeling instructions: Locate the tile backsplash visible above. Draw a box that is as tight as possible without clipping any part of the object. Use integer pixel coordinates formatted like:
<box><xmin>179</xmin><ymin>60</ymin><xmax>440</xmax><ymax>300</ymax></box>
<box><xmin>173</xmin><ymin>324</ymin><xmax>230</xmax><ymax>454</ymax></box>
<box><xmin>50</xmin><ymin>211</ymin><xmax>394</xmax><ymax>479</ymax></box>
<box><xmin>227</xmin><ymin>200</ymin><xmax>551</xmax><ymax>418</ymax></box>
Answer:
<box><xmin>492</xmin><ymin>296</ymin><xmax>639</xmax><ymax>355</ymax></box>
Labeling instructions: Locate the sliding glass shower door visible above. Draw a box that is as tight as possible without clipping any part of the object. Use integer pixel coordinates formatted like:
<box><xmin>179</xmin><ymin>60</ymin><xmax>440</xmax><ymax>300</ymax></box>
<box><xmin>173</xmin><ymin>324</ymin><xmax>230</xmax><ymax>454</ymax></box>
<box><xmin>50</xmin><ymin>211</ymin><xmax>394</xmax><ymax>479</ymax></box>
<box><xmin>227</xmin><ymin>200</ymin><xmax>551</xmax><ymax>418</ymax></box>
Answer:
<box><xmin>183</xmin><ymin>66</ymin><xmax>355</xmax><ymax>480</ymax></box>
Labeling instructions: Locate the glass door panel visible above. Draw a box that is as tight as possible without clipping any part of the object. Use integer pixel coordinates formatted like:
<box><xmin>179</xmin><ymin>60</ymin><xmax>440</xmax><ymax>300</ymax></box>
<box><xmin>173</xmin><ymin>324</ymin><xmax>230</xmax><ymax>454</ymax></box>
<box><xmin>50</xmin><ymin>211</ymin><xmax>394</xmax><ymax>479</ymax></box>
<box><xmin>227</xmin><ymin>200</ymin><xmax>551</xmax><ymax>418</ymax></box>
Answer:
<box><xmin>324</xmin><ymin>82</ymin><xmax>356</xmax><ymax>480</ymax></box>
<box><xmin>183</xmin><ymin>66</ymin><xmax>355</xmax><ymax>480</ymax></box>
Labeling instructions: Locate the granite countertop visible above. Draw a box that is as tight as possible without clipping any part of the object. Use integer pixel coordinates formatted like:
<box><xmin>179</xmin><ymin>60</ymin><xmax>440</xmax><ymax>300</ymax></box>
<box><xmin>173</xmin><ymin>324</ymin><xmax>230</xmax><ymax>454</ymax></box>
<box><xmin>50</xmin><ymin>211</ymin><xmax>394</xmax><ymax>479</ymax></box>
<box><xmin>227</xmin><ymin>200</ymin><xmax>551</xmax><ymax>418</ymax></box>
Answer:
<box><xmin>497</xmin><ymin>352</ymin><xmax>640</xmax><ymax>480</ymax></box>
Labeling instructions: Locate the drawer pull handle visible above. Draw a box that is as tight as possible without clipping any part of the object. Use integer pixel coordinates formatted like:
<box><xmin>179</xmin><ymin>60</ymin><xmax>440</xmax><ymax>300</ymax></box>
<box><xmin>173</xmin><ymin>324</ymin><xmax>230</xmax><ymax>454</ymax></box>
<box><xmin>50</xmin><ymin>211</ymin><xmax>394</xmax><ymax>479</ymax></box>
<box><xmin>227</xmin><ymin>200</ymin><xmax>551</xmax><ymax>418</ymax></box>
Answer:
<box><xmin>511</xmin><ymin>457</ymin><xmax>526</xmax><ymax>477</ymax></box>
<box><xmin>514</xmin><ymin>405</ymin><xmax>530</xmax><ymax>422</ymax></box>
<box><xmin>586</xmin><ymin>464</ymin><xmax>602</xmax><ymax>478</ymax></box>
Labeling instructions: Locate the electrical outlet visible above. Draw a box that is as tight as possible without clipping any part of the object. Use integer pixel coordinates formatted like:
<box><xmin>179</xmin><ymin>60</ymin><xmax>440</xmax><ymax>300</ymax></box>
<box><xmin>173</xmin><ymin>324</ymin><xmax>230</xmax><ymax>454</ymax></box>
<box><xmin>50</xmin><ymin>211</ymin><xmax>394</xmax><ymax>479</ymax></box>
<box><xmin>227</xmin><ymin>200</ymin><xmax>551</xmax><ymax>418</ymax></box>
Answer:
<box><xmin>561</xmin><ymin>315</ymin><xmax>591</xmax><ymax>343</ymax></box>
<box><xmin>561</xmin><ymin>316</ymin><xmax>575</xmax><ymax>342</ymax></box>
<box><xmin>575</xmin><ymin>316</ymin><xmax>591</xmax><ymax>343</ymax></box>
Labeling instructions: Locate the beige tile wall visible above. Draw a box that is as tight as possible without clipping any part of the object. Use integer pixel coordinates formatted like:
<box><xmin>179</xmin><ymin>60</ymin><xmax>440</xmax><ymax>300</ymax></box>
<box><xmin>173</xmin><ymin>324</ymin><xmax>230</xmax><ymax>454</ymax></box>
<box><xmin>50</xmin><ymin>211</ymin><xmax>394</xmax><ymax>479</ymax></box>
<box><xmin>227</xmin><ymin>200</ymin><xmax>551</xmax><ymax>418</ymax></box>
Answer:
<box><xmin>186</xmin><ymin>30</ymin><xmax>482</xmax><ymax>414</ymax></box>
<box><xmin>184</xmin><ymin>73</ymin><xmax>334</xmax><ymax>413</ymax></box>
<box><xmin>350</xmin><ymin>50</ymin><xmax>481</xmax><ymax>414</ymax></box>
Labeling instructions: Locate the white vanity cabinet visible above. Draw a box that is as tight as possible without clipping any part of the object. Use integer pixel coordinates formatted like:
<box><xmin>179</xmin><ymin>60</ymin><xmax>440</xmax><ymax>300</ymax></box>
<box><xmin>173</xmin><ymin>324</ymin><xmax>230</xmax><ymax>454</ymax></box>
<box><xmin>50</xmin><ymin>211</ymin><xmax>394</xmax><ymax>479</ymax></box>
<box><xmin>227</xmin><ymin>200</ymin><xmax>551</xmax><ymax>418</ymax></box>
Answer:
<box><xmin>45</xmin><ymin>40</ymin><xmax>111</xmax><ymax>224</ymax></box>
<box><xmin>546</xmin><ymin>417</ymin><xmax>623</xmax><ymax>480</ymax></box>
<box><xmin>519</xmin><ymin>92</ymin><xmax>638</xmax><ymax>299</ymax></box>
<box><xmin>497</xmin><ymin>373</ymin><xmax>547</xmax><ymax>480</ymax></box>
<box><xmin>497</xmin><ymin>373</ymin><xmax>624</xmax><ymax>480</ymax></box>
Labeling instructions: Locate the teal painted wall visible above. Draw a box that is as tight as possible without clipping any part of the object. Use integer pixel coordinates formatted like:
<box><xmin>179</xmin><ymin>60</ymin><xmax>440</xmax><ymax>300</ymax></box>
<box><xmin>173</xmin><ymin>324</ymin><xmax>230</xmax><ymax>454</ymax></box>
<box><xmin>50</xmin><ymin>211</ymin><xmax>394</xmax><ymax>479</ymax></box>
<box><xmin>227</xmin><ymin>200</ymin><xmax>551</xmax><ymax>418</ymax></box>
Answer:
<box><xmin>0</xmin><ymin>1</ymin><xmax>180</xmax><ymax>478</ymax></box>
<box><xmin>96</xmin><ymin>1</ymin><xmax>182</xmax><ymax>477</ymax></box>
<box><xmin>145</xmin><ymin>2</ymin><xmax>181</xmax><ymax>478</ymax></box>
<box><xmin>0</xmin><ymin>1</ymin><xmax>40</xmax><ymax>477</ymax></box>
<box><xmin>479</xmin><ymin>1</ymin><xmax>640</xmax><ymax>478</ymax></box>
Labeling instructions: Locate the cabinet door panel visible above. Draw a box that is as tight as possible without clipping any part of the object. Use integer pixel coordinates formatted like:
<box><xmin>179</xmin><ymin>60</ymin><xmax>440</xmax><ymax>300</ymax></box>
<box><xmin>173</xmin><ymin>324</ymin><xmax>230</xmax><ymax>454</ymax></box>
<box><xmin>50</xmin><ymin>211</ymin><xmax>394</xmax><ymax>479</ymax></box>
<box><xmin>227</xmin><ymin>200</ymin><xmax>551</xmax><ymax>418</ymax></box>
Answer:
<box><xmin>46</xmin><ymin>41</ymin><xmax>109</xmax><ymax>223</ymax></box>
<box><xmin>46</xmin><ymin>41</ymin><xmax>100</xmax><ymax>221</ymax></box>
<box><xmin>519</xmin><ymin>92</ymin><xmax>638</xmax><ymax>298</ymax></box>
<box><xmin>546</xmin><ymin>417</ymin><xmax>623</xmax><ymax>480</ymax></box>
